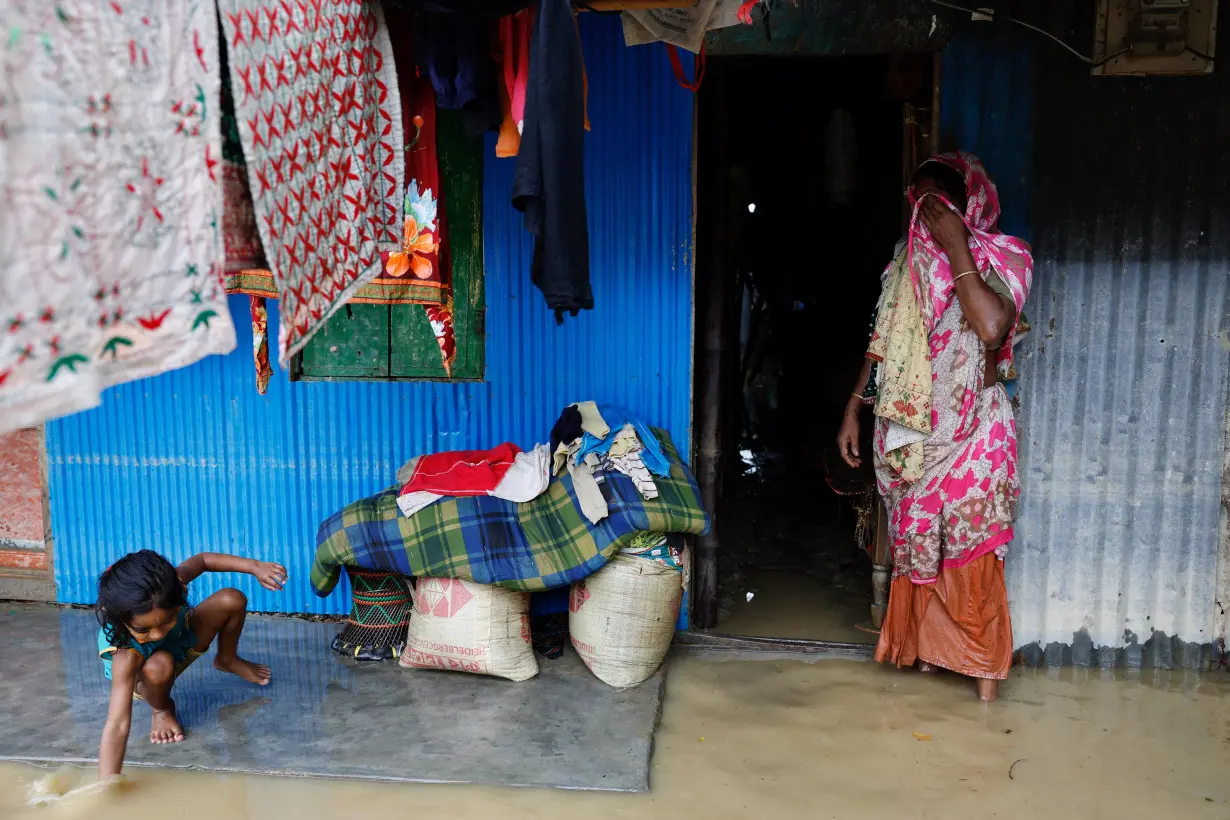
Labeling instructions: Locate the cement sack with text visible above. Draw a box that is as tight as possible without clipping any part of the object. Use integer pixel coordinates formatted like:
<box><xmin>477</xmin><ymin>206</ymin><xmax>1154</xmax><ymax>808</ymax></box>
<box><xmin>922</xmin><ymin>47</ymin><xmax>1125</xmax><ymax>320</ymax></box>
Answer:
<box><xmin>400</xmin><ymin>576</ymin><xmax>538</xmax><ymax>682</ymax></box>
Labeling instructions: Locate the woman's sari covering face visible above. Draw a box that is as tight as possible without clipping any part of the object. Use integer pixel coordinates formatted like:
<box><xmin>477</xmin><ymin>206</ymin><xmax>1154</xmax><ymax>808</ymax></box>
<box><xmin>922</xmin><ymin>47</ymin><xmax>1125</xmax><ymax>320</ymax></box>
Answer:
<box><xmin>905</xmin><ymin>152</ymin><xmax>1033</xmax><ymax>380</ymax></box>
<box><xmin>871</xmin><ymin>153</ymin><xmax>1033</xmax><ymax>585</ymax></box>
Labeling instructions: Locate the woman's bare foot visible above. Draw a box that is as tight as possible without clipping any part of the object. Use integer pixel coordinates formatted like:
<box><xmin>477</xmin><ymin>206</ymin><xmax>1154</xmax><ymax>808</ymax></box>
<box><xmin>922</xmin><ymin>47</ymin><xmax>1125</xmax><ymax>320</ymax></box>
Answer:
<box><xmin>149</xmin><ymin>704</ymin><xmax>185</xmax><ymax>744</ymax></box>
<box><xmin>917</xmin><ymin>661</ymin><xmax>940</xmax><ymax>675</ymax></box>
<box><xmin>215</xmin><ymin>656</ymin><xmax>272</xmax><ymax>686</ymax></box>
<box><xmin>976</xmin><ymin>678</ymin><xmax>1000</xmax><ymax>702</ymax></box>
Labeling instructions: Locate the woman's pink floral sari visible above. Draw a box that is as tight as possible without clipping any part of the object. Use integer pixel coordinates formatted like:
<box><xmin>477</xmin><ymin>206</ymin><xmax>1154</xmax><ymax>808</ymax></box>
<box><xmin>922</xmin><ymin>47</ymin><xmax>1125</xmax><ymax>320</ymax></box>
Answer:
<box><xmin>872</xmin><ymin>153</ymin><xmax>1033</xmax><ymax>585</ymax></box>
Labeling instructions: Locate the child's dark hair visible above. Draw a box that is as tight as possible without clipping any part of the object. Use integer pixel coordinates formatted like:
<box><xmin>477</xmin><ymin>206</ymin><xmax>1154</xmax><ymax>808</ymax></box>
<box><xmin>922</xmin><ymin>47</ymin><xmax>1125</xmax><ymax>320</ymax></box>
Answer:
<box><xmin>95</xmin><ymin>550</ymin><xmax>187</xmax><ymax>647</ymax></box>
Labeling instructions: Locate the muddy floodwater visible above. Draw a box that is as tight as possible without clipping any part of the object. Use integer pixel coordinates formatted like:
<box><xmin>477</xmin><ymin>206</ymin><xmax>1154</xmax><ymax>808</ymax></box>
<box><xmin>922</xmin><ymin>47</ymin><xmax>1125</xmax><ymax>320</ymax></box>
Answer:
<box><xmin>3</xmin><ymin>653</ymin><xmax>1228</xmax><ymax>819</ymax></box>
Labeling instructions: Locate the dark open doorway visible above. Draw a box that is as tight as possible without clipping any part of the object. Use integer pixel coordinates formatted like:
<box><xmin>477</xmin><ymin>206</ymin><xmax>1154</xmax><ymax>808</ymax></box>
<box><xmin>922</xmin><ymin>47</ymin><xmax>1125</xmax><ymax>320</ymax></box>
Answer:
<box><xmin>692</xmin><ymin>54</ymin><xmax>936</xmax><ymax>642</ymax></box>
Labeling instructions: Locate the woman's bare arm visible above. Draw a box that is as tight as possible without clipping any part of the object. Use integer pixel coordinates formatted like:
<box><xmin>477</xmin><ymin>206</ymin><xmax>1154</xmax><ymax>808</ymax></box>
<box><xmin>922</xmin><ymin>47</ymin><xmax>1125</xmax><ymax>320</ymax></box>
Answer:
<box><xmin>846</xmin><ymin>358</ymin><xmax>872</xmax><ymax>411</ymax></box>
<box><xmin>837</xmin><ymin>358</ymin><xmax>873</xmax><ymax>468</ymax></box>
<box><xmin>920</xmin><ymin>199</ymin><xmax>1015</xmax><ymax>345</ymax></box>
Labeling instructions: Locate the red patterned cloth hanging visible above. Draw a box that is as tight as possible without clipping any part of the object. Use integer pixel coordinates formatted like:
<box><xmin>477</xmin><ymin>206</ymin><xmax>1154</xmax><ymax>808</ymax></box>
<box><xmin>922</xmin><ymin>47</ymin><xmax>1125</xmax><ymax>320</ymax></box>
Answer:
<box><xmin>221</xmin><ymin>1</ymin><xmax>459</xmax><ymax>386</ymax></box>
<box><xmin>424</xmin><ymin>298</ymin><xmax>456</xmax><ymax>378</ymax></box>
<box><xmin>225</xmin><ymin>3</ymin><xmax>449</xmax><ymax>309</ymax></box>
<box><xmin>249</xmin><ymin>296</ymin><xmax>272</xmax><ymax>395</ymax></box>
<box><xmin>217</xmin><ymin>0</ymin><xmax>404</xmax><ymax>366</ymax></box>
<box><xmin>220</xmin><ymin>44</ymin><xmax>265</xmax><ymax>275</ymax></box>
<box><xmin>385</xmin><ymin>68</ymin><xmax>447</xmax><ymax>300</ymax></box>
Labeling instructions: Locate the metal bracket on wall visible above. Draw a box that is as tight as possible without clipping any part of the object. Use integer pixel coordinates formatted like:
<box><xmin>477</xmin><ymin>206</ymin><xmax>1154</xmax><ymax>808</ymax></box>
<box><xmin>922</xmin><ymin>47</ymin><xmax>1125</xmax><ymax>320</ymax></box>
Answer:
<box><xmin>1093</xmin><ymin>0</ymin><xmax>1218</xmax><ymax>75</ymax></box>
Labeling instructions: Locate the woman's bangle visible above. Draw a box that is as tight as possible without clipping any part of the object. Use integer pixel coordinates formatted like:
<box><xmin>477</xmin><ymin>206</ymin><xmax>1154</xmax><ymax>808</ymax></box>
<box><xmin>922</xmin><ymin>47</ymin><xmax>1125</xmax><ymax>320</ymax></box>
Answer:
<box><xmin>952</xmin><ymin>270</ymin><xmax>978</xmax><ymax>283</ymax></box>
<box><xmin>850</xmin><ymin>392</ymin><xmax>865</xmax><ymax>401</ymax></box>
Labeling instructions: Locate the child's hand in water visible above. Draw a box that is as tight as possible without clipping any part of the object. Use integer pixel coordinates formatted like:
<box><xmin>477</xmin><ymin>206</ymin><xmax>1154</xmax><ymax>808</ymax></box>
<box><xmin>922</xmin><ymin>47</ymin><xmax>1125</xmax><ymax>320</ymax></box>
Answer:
<box><xmin>252</xmin><ymin>561</ymin><xmax>288</xmax><ymax>591</ymax></box>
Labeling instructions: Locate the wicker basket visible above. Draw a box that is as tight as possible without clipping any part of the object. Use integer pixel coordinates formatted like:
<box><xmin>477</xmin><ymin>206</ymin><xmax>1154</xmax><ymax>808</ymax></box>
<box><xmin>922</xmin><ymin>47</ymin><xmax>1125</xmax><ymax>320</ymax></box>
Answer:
<box><xmin>331</xmin><ymin>567</ymin><xmax>413</xmax><ymax>662</ymax></box>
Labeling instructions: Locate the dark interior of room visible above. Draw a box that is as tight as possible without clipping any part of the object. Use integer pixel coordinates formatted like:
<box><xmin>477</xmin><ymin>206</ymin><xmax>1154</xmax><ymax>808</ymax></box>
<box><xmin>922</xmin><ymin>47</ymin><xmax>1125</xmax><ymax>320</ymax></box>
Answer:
<box><xmin>696</xmin><ymin>54</ymin><xmax>932</xmax><ymax>641</ymax></box>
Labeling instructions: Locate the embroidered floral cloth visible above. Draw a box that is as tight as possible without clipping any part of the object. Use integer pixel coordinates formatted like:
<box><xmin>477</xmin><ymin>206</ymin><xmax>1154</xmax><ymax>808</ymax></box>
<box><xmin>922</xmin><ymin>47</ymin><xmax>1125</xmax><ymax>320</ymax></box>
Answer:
<box><xmin>217</xmin><ymin>0</ymin><xmax>404</xmax><ymax>365</ymax></box>
<box><xmin>0</xmin><ymin>2</ymin><xmax>235</xmax><ymax>433</ymax></box>
<box><xmin>867</xmin><ymin>250</ymin><xmax>931</xmax><ymax>483</ymax></box>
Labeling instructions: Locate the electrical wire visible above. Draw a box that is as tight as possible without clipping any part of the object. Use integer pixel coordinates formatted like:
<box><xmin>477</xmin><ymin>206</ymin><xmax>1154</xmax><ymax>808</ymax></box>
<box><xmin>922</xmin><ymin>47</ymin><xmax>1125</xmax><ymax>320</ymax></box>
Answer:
<box><xmin>925</xmin><ymin>0</ymin><xmax>1191</xmax><ymax>67</ymax></box>
<box><xmin>927</xmin><ymin>0</ymin><xmax>1096</xmax><ymax>63</ymax></box>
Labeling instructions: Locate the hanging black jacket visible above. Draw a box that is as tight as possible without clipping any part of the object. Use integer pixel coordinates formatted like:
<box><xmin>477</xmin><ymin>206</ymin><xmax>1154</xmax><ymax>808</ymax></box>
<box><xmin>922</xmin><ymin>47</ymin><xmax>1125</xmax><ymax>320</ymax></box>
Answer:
<box><xmin>511</xmin><ymin>0</ymin><xmax>591</xmax><ymax>321</ymax></box>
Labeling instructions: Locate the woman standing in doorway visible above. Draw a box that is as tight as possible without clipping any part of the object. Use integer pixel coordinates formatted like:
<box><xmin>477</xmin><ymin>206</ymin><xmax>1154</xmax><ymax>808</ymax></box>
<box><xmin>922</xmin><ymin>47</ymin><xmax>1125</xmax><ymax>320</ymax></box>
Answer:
<box><xmin>836</xmin><ymin>153</ymin><xmax>1032</xmax><ymax>701</ymax></box>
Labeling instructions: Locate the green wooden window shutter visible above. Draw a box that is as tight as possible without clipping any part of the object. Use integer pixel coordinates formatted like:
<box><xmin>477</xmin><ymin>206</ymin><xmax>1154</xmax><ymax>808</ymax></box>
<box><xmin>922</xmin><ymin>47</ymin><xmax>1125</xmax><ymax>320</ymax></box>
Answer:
<box><xmin>294</xmin><ymin>111</ymin><xmax>486</xmax><ymax>382</ymax></box>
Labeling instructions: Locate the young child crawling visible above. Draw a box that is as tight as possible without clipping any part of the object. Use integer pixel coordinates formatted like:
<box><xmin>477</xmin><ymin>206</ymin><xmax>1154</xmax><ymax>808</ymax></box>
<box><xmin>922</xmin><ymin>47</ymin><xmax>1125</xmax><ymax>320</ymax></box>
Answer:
<box><xmin>95</xmin><ymin>550</ymin><xmax>286</xmax><ymax>777</ymax></box>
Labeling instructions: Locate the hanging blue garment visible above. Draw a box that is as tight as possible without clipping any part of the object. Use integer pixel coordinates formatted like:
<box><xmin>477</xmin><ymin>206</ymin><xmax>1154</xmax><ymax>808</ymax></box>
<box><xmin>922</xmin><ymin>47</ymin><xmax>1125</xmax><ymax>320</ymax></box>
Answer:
<box><xmin>574</xmin><ymin>405</ymin><xmax>671</xmax><ymax>477</ymax></box>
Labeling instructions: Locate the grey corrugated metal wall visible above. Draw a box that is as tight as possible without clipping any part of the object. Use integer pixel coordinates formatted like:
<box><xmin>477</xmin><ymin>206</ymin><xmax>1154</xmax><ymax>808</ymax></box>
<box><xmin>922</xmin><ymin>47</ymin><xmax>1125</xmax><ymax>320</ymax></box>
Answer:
<box><xmin>945</xmin><ymin>28</ymin><xmax>1230</xmax><ymax>667</ymax></box>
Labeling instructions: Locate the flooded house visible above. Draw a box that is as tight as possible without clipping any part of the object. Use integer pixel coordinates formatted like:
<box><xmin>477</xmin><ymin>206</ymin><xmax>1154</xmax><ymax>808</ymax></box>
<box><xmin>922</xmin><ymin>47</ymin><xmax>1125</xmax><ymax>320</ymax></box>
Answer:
<box><xmin>0</xmin><ymin>0</ymin><xmax>1226</xmax><ymax>697</ymax></box>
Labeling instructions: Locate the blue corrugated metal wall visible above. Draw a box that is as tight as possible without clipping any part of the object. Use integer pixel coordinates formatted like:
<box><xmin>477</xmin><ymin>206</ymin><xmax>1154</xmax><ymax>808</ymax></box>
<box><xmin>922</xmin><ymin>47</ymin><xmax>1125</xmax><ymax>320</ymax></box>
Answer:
<box><xmin>939</xmin><ymin>32</ymin><xmax>1033</xmax><ymax>242</ymax></box>
<box><xmin>45</xmin><ymin>17</ymin><xmax>695</xmax><ymax>615</ymax></box>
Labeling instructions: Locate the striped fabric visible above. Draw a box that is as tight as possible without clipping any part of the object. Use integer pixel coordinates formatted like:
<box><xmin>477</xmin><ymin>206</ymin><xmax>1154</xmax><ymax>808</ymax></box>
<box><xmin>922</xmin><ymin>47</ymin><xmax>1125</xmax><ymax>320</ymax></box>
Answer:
<box><xmin>311</xmin><ymin>431</ymin><xmax>709</xmax><ymax>596</ymax></box>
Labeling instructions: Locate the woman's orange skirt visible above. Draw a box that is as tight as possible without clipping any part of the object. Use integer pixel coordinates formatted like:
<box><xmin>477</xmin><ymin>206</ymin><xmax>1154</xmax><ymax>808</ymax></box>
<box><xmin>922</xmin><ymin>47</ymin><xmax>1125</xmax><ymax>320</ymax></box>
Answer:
<box><xmin>874</xmin><ymin>551</ymin><xmax>1012</xmax><ymax>680</ymax></box>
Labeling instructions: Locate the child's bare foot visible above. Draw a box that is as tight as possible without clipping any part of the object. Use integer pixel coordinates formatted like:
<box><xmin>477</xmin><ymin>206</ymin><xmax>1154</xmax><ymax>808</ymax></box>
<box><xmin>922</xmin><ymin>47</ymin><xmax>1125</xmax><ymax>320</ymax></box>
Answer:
<box><xmin>976</xmin><ymin>678</ymin><xmax>1000</xmax><ymax>702</ymax></box>
<box><xmin>917</xmin><ymin>661</ymin><xmax>939</xmax><ymax>675</ymax></box>
<box><xmin>149</xmin><ymin>705</ymin><xmax>184</xmax><ymax>744</ymax></box>
<box><xmin>215</xmin><ymin>656</ymin><xmax>271</xmax><ymax>686</ymax></box>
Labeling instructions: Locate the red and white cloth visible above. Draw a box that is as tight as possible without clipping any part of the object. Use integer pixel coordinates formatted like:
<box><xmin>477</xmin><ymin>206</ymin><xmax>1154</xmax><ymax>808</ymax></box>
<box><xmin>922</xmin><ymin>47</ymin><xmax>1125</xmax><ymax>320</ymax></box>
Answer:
<box><xmin>397</xmin><ymin>443</ymin><xmax>551</xmax><ymax>518</ymax></box>
<box><xmin>217</xmin><ymin>0</ymin><xmax>404</xmax><ymax>365</ymax></box>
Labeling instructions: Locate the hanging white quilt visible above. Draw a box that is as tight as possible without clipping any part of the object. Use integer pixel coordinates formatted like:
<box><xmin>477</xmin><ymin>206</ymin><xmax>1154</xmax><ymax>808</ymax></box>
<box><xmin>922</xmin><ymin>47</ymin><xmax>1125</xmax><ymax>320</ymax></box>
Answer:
<box><xmin>0</xmin><ymin>1</ymin><xmax>234</xmax><ymax>434</ymax></box>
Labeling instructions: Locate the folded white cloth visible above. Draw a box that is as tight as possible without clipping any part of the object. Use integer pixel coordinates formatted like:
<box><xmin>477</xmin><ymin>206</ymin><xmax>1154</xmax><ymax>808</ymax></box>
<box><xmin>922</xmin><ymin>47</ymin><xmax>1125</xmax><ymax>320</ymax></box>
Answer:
<box><xmin>495</xmin><ymin>443</ymin><xmax>551</xmax><ymax>502</ymax></box>
<box><xmin>884</xmin><ymin>421</ymin><xmax>927</xmax><ymax>454</ymax></box>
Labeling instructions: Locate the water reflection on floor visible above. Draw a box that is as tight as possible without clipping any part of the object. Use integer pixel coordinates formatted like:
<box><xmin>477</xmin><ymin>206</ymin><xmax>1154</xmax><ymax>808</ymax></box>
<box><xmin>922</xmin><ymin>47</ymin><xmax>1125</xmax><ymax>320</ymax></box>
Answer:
<box><xmin>4</xmin><ymin>648</ymin><xmax>1229</xmax><ymax>820</ymax></box>
<box><xmin>0</xmin><ymin>605</ymin><xmax>663</xmax><ymax>791</ymax></box>
<box><xmin>718</xmin><ymin>451</ymin><xmax>876</xmax><ymax>643</ymax></box>
<box><xmin>718</xmin><ymin>568</ymin><xmax>876</xmax><ymax>645</ymax></box>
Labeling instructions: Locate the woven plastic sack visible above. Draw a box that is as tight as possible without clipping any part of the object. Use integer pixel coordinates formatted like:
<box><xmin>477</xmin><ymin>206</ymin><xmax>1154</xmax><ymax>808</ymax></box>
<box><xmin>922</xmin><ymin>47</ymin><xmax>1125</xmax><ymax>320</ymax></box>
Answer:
<box><xmin>400</xmin><ymin>577</ymin><xmax>538</xmax><ymax>682</ymax></box>
<box><xmin>569</xmin><ymin>554</ymin><xmax>682</xmax><ymax>688</ymax></box>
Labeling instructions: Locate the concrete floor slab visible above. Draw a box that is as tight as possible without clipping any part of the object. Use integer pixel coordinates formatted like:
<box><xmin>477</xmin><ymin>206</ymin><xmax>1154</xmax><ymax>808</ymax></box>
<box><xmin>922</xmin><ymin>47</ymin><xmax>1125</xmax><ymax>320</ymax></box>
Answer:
<box><xmin>0</xmin><ymin>605</ymin><xmax>665</xmax><ymax>791</ymax></box>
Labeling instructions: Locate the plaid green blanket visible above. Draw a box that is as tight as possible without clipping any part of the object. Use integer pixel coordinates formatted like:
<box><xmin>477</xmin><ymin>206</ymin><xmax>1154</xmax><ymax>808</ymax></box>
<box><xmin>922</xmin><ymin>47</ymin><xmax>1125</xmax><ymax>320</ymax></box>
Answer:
<box><xmin>311</xmin><ymin>431</ymin><xmax>709</xmax><ymax>596</ymax></box>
